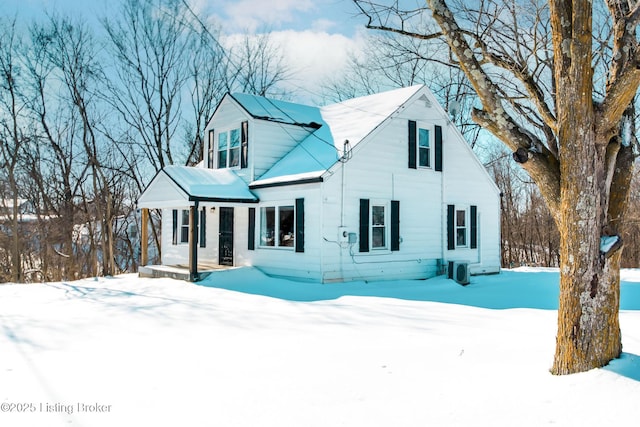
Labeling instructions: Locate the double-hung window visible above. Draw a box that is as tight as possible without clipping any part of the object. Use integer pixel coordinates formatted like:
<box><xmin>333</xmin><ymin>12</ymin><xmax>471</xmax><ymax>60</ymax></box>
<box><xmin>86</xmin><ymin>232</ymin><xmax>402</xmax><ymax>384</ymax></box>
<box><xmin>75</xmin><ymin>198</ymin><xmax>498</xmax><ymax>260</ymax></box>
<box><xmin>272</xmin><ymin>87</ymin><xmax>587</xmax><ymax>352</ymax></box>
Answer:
<box><xmin>447</xmin><ymin>204</ymin><xmax>477</xmax><ymax>251</ymax></box>
<box><xmin>359</xmin><ymin>199</ymin><xmax>399</xmax><ymax>253</ymax></box>
<box><xmin>217</xmin><ymin>128</ymin><xmax>241</xmax><ymax>168</ymax></box>
<box><xmin>371</xmin><ymin>204</ymin><xmax>386</xmax><ymax>249</ymax></box>
<box><xmin>418</xmin><ymin>128</ymin><xmax>430</xmax><ymax>167</ymax></box>
<box><xmin>180</xmin><ymin>209</ymin><xmax>189</xmax><ymax>243</ymax></box>
<box><xmin>456</xmin><ymin>209</ymin><xmax>467</xmax><ymax>247</ymax></box>
<box><xmin>260</xmin><ymin>205</ymin><xmax>295</xmax><ymax>248</ymax></box>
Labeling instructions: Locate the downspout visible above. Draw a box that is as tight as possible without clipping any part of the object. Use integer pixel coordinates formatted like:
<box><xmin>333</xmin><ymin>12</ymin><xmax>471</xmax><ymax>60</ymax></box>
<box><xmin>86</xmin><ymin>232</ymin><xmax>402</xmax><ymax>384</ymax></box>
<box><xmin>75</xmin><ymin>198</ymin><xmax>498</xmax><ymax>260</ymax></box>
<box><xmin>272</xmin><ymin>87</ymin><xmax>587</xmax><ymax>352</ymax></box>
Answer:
<box><xmin>320</xmin><ymin>175</ymin><xmax>326</xmax><ymax>283</ymax></box>
<box><xmin>440</xmin><ymin>124</ymin><xmax>447</xmax><ymax>274</ymax></box>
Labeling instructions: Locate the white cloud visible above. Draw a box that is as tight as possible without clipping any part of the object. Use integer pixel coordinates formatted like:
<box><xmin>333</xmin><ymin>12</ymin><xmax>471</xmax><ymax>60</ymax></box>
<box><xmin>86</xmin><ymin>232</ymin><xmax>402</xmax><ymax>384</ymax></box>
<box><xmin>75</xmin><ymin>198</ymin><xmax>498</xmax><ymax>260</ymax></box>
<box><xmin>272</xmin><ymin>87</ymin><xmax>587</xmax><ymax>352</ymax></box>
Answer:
<box><xmin>270</xmin><ymin>30</ymin><xmax>366</xmax><ymax>101</ymax></box>
<box><xmin>221</xmin><ymin>29</ymin><xmax>366</xmax><ymax>102</ymax></box>
<box><xmin>222</xmin><ymin>0</ymin><xmax>315</xmax><ymax>32</ymax></box>
<box><xmin>310</xmin><ymin>18</ymin><xmax>337</xmax><ymax>33</ymax></box>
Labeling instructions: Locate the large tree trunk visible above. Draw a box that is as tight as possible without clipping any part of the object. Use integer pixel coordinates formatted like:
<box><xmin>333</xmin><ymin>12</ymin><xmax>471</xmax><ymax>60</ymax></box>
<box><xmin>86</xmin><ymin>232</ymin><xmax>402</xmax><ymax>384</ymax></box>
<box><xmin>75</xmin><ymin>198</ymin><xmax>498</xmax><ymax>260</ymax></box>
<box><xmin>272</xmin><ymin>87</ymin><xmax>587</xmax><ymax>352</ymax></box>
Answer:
<box><xmin>548</xmin><ymin>0</ymin><xmax>624</xmax><ymax>374</ymax></box>
<box><xmin>553</xmin><ymin>250</ymin><xmax>622</xmax><ymax>374</ymax></box>
<box><xmin>552</xmin><ymin>127</ymin><xmax>622</xmax><ymax>374</ymax></box>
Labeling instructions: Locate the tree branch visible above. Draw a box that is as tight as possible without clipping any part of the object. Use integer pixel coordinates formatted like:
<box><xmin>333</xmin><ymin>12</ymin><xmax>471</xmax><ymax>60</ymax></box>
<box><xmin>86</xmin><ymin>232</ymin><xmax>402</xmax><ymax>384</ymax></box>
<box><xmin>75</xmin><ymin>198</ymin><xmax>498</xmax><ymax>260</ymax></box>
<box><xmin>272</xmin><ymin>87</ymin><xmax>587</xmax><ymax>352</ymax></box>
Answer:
<box><xmin>599</xmin><ymin>1</ymin><xmax>640</xmax><ymax>135</ymax></box>
<box><xmin>427</xmin><ymin>0</ymin><xmax>561</xmax><ymax>215</ymax></box>
<box><xmin>474</xmin><ymin>41</ymin><xmax>558</xmax><ymax>136</ymax></box>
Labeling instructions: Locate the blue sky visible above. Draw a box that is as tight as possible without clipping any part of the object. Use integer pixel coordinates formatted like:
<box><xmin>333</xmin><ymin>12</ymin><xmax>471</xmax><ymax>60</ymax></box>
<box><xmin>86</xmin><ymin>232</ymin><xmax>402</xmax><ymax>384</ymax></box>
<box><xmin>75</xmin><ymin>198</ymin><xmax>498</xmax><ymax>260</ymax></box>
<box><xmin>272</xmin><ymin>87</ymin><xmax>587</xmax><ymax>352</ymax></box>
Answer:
<box><xmin>4</xmin><ymin>0</ymin><xmax>363</xmax><ymax>35</ymax></box>
<box><xmin>4</xmin><ymin>0</ymin><xmax>368</xmax><ymax>100</ymax></box>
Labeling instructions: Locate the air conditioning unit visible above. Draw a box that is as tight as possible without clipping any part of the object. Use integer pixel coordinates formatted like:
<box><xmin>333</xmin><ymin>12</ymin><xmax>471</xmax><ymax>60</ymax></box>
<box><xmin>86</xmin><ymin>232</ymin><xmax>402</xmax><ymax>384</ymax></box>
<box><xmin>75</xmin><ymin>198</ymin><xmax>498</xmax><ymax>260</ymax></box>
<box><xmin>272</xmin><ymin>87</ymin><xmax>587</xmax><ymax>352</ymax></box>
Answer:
<box><xmin>448</xmin><ymin>261</ymin><xmax>470</xmax><ymax>286</ymax></box>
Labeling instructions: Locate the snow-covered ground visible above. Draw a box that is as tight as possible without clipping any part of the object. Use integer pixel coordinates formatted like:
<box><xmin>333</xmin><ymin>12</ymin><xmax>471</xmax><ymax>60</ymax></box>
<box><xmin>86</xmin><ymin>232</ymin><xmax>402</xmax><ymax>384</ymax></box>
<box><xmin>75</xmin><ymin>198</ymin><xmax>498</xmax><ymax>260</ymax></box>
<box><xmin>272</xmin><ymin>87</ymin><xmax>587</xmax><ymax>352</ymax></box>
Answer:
<box><xmin>1</xmin><ymin>267</ymin><xmax>639</xmax><ymax>426</ymax></box>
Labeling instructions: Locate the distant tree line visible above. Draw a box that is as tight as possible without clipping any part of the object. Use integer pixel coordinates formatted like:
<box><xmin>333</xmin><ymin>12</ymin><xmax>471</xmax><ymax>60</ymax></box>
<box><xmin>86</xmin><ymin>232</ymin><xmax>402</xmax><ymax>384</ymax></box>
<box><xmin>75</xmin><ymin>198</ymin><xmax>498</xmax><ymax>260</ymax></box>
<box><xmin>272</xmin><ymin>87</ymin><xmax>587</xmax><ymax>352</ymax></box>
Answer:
<box><xmin>0</xmin><ymin>0</ymin><xmax>289</xmax><ymax>283</ymax></box>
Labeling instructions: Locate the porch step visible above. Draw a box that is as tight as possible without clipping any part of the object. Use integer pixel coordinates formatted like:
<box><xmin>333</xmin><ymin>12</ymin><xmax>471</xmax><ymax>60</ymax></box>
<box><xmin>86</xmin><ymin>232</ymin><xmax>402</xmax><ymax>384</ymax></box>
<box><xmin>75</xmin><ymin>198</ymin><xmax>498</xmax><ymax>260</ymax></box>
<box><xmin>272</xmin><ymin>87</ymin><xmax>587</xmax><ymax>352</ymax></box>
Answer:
<box><xmin>139</xmin><ymin>265</ymin><xmax>212</xmax><ymax>282</ymax></box>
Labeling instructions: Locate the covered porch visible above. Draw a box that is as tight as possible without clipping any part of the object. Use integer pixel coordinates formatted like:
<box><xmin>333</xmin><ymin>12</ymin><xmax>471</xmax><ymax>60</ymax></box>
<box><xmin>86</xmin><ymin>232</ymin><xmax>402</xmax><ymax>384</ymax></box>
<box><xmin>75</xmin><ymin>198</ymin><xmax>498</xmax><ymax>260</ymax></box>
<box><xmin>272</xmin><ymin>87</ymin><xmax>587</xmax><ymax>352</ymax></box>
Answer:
<box><xmin>137</xmin><ymin>165</ymin><xmax>258</xmax><ymax>281</ymax></box>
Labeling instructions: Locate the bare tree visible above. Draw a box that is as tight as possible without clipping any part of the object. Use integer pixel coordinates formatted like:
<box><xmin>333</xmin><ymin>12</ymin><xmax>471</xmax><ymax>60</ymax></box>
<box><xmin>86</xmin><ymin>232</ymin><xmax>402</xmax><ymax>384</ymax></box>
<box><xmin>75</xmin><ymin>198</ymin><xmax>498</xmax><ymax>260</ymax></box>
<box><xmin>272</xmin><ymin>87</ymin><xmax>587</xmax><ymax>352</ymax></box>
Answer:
<box><xmin>228</xmin><ymin>32</ymin><xmax>292</xmax><ymax>99</ymax></box>
<box><xmin>487</xmin><ymin>146</ymin><xmax>560</xmax><ymax>267</ymax></box>
<box><xmin>38</xmin><ymin>16</ymin><xmax>119</xmax><ymax>276</ymax></box>
<box><xmin>103</xmin><ymin>0</ymin><xmax>193</xmax><ymax>171</ymax></box>
<box><xmin>183</xmin><ymin>22</ymin><xmax>231</xmax><ymax>166</ymax></box>
<box><xmin>22</xmin><ymin>21</ymin><xmax>90</xmax><ymax>280</ymax></box>
<box><xmin>354</xmin><ymin>0</ymin><xmax>639</xmax><ymax>374</ymax></box>
<box><xmin>0</xmin><ymin>17</ymin><xmax>27</xmax><ymax>282</ymax></box>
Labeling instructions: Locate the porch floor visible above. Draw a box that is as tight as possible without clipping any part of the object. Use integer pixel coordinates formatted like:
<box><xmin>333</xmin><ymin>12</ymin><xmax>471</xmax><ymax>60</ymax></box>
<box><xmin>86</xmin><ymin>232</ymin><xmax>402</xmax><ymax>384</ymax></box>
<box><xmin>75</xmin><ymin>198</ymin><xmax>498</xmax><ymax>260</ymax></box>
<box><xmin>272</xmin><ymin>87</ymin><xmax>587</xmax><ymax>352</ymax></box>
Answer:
<box><xmin>138</xmin><ymin>263</ymin><xmax>236</xmax><ymax>282</ymax></box>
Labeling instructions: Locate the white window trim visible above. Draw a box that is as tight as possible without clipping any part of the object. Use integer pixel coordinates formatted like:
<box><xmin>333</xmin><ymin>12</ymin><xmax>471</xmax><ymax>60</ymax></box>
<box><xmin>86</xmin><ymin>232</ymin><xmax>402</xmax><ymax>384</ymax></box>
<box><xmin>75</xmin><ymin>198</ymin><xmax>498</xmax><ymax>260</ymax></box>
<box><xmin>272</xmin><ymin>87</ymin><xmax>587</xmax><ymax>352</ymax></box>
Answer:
<box><xmin>216</xmin><ymin>127</ymin><xmax>242</xmax><ymax>169</ymax></box>
<box><xmin>258</xmin><ymin>203</ymin><xmax>296</xmax><ymax>250</ymax></box>
<box><xmin>416</xmin><ymin>123</ymin><xmax>434</xmax><ymax>169</ymax></box>
<box><xmin>370</xmin><ymin>201</ymin><xmax>389</xmax><ymax>251</ymax></box>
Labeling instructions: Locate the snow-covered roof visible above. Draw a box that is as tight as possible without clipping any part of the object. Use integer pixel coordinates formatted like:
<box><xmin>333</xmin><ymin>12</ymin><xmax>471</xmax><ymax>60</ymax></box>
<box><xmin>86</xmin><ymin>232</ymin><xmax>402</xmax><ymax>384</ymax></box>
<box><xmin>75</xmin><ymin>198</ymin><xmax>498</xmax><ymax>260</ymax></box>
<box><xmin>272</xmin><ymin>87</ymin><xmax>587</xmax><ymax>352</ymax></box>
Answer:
<box><xmin>164</xmin><ymin>166</ymin><xmax>257</xmax><ymax>201</ymax></box>
<box><xmin>248</xmin><ymin>85</ymin><xmax>425</xmax><ymax>186</ymax></box>
<box><xmin>231</xmin><ymin>93</ymin><xmax>323</xmax><ymax>128</ymax></box>
<box><xmin>138</xmin><ymin>166</ymin><xmax>258</xmax><ymax>208</ymax></box>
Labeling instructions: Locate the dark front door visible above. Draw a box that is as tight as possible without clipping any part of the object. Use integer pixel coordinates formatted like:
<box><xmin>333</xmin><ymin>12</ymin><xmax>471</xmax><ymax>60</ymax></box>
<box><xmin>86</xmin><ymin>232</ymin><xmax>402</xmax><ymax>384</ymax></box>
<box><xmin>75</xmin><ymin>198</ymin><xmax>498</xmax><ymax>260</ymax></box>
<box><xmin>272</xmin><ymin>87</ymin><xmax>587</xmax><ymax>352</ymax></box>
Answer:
<box><xmin>219</xmin><ymin>207</ymin><xmax>234</xmax><ymax>266</ymax></box>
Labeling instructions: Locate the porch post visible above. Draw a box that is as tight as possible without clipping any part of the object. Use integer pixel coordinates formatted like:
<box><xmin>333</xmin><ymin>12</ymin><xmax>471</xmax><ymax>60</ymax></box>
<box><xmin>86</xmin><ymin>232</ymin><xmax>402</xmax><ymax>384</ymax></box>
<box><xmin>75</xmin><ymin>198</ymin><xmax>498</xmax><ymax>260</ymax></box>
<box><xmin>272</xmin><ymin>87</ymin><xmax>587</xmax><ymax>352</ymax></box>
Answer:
<box><xmin>140</xmin><ymin>208</ymin><xmax>149</xmax><ymax>266</ymax></box>
<box><xmin>188</xmin><ymin>202</ymin><xmax>199</xmax><ymax>281</ymax></box>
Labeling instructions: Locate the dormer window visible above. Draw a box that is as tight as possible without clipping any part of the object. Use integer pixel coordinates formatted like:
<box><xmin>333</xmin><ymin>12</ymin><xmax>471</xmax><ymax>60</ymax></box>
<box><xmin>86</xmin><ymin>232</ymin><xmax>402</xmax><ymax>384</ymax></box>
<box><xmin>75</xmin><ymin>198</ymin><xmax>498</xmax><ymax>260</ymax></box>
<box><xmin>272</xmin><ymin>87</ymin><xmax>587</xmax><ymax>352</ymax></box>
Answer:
<box><xmin>217</xmin><ymin>128</ymin><xmax>241</xmax><ymax>168</ymax></box>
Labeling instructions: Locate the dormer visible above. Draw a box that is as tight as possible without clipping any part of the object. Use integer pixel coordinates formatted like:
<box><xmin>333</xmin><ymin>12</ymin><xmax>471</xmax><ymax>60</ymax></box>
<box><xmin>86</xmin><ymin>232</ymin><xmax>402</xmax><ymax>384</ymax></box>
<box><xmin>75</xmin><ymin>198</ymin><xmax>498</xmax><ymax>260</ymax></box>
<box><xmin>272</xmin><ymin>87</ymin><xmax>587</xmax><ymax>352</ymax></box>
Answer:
<box><xmin>202</xmin><ymin>93</ymin><xmax>324</xmax><ymax>184</ymax></box>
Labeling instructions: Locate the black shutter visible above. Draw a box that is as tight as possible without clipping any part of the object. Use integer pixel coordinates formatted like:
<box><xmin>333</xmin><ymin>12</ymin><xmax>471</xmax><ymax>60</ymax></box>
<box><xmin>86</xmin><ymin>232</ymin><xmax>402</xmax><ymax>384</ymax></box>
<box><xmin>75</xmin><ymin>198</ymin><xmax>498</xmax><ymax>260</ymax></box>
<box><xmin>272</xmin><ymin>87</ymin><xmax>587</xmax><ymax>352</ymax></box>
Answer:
<box><xmin>359</xmin><ymin>199</ymin><xmax>370</xmax><ymax>252</ymax></box>
<box><xmin>470</xmin><ymin>205</ymin><xmax>478</xmax><ymax>249</ymax></box>
<box><xmin>447</xmin><ymin>204</ymin><xmax>455</xmax><ymax>250</ymax></box>
<box><xmin>248</xmin><ymin>207</ymin><xmax>255</xmax><ymax>250</ymax></box>
<box><xmin>241</xmin><ymin>121</ymin><xmax>249</xmax><ymax>169</ymax></box>
<box><xmin>435</xmin><ymin>125</ymin><xmax>443</xmax><ymax>172</ymax></box>
<box><xmin>172</xmin><ymin>209</ymin><xmax>178</xmax><ymax>245</ymax></box>
<box><xmin>199</xmin><ymin>207</ymin><xmax>206</xmax><ymax>248</ymax></box>
<box><xmin>408</xmin><ymin>120</ymin><xmax>417</xmax><ymax>169</ymax></box>
<box><xmin>295</xmin><ymin>198</ymin><xmax>305</xmax><ymax>253</ymax></box>
<box><xmin>391</xmin><ymin>200</ymin><xmax>400</xmax><ymax>251</ymax></box>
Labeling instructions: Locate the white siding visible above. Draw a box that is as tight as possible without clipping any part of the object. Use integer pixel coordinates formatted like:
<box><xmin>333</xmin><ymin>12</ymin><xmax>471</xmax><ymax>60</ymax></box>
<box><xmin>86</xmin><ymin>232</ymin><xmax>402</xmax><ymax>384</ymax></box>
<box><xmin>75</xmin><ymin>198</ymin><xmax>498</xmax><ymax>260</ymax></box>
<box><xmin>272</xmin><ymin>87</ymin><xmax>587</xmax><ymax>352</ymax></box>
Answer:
<box><xmin>137</xmin><ymin>173</ymin><xmax>190</xmax><ymax>209</ymax></box>
<box><xmin>319</xmin><ymin>110</ymin><xmax>443</xmax><ymax>282</ymax></box>
<box><xmin>161</xmin><ymin>208</ymin><xmax>188</xmax><ymax>266</ymax></box>
<box><xmin>248</xmin><ymin>184</ymin><xmax>323</xmax><ymax>281</ymax></box>
<box><xmin>197</xmin><ymin>204</ymin><xmax>219</xmax><ymax>265</ymax></box>
<box><xmin>250</xmin><ymin>121</ymin><xmax>313</xmax><ymax>180</ymax></box>
<box><xmin>439</xmin><ymin>123</ymin><xmax>501</xmax><ymax>274</ymax></box>
<box><xmin>233</xmin><ymin>206</ymin><xmax>251</xmax><ymax>266</ymax></box>
<box><xmin>318</xmin><ymin>91</ymin><xmax>500</xmax><ymax>282</ymax></box>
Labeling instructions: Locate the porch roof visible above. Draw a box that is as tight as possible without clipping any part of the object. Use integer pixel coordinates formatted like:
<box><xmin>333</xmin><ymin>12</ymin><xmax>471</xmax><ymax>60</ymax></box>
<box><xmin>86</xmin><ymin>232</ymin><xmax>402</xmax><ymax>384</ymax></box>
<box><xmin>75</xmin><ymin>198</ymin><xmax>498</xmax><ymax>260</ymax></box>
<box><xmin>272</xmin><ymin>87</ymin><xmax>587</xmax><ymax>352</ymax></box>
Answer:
<box><xmin>137</xmin><ymin>166</ymin><xmax>258</xmax><ymax>209</ymax></box>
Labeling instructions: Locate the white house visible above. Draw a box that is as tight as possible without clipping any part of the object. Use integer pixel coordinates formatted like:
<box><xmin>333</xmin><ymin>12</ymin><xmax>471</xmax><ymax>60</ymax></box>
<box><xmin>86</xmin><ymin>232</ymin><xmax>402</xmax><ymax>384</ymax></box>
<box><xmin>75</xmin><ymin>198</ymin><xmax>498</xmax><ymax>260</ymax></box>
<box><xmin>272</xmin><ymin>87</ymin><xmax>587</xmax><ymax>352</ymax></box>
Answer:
<box><xmin>137</xmin><ymin>85</ymin><xmax>501</xmax><ymax>282</ymax></box>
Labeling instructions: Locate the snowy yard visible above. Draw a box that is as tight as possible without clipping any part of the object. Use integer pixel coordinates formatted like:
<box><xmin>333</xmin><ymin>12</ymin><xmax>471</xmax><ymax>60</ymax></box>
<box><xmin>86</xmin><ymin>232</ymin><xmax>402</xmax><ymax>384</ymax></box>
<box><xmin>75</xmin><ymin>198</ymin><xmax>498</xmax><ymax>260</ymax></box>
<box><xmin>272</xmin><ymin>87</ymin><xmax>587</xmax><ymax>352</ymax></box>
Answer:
<box><xmin>1</xmin><ymin>267</ymin><xmax>639</xmax><ymax>426</ymax></box>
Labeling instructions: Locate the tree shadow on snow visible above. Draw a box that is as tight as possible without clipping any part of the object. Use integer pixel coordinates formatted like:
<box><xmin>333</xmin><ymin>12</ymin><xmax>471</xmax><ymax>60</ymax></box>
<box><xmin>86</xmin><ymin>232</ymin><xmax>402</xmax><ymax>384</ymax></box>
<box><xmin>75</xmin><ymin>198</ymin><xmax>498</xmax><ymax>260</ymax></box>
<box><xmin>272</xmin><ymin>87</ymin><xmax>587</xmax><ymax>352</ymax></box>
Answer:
<box><xmin>603</xmin><ymin>353</ymin><xmax>640</xmax><ymax>382</ymax></box>
<box><xmin>197</xmin><ymin>267</ymin><xmax>640</xmax><ymax>311</ymax></box>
